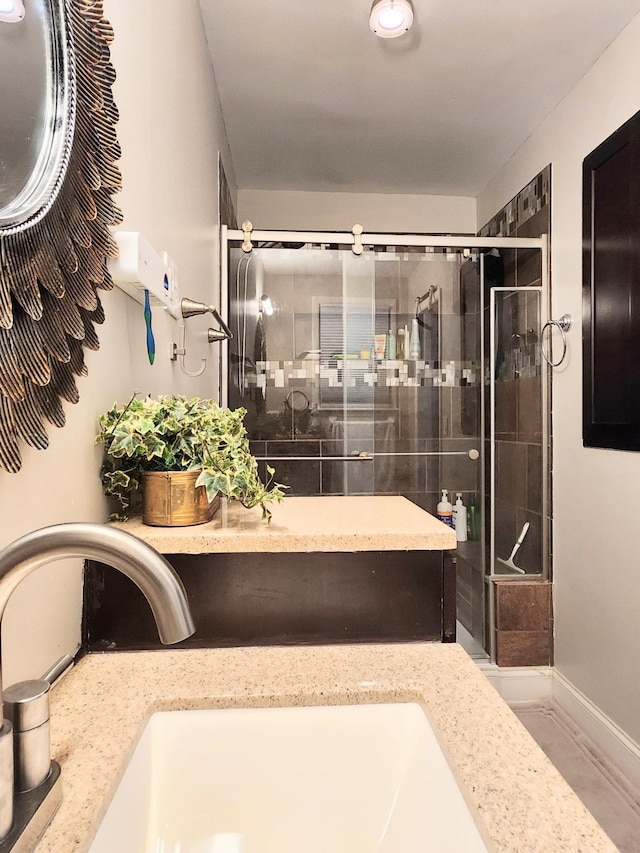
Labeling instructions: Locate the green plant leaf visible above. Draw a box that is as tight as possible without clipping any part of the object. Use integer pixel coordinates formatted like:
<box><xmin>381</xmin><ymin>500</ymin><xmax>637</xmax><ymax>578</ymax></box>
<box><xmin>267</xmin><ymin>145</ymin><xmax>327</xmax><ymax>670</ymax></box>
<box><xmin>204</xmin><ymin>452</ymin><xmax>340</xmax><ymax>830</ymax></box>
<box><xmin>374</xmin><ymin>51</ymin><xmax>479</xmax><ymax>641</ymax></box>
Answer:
<box><xmin>97</xmin><ymin>394</ymin><xmax>287</xmax><ymax>521</ymax></box>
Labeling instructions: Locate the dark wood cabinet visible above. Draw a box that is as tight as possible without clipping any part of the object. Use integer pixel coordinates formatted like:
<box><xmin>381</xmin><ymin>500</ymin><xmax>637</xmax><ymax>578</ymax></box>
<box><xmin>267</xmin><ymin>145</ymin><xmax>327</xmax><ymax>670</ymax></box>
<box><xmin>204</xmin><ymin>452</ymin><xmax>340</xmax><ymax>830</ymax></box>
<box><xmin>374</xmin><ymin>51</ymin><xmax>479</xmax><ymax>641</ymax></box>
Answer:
<box><xmin>583</xmin><ymin>109</ymin><xmax>640</xmax><ymax>450</ymax></box>
<box><xmin>82</xmin><ymin>549</ymin><xmax>456</xmax><ymax>651</ymax></box>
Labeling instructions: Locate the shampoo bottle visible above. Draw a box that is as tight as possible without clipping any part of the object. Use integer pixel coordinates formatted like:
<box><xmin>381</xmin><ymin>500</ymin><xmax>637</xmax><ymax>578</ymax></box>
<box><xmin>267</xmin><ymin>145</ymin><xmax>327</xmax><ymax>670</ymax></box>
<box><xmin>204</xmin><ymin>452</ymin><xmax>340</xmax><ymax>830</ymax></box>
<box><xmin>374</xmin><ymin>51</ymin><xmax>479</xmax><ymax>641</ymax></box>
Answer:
<box><xmin>385</xmin><ymin>328</ymin><xmax>396</xmax><ymax>359</ymax></box>
<box><xmin>396</xmin><ymin>327</ymin><xmax>405</xmax><ymax>359</ymax></box>
<box><xmin>454</xmin><ymin>493</ymin><xmax>468</xmax><ymax>542</ymax></box>
<box><xmin>409</xmin><ymin>318</ymin><xmax>421</xmax><ymax>359</ymax></box>
<box><xmin>467</xmin><ymin>494</ymin><xmax>479</xmax><ymax>541</ymax></box>
<box><xmin>436</xmin><ymin>489</ymin><xmax>453</xmax><ymax>527</ymax></box>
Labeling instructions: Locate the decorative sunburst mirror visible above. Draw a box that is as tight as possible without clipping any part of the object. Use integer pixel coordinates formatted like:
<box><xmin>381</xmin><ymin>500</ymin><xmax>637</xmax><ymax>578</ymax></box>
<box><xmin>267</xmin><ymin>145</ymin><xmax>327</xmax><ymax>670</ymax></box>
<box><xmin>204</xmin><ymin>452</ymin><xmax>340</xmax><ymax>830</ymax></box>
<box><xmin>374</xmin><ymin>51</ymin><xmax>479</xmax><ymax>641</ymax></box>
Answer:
<box><xmin>0</xmin><ymin>0</ymin><xmax>121</xmax><ymax>472</ymax></box>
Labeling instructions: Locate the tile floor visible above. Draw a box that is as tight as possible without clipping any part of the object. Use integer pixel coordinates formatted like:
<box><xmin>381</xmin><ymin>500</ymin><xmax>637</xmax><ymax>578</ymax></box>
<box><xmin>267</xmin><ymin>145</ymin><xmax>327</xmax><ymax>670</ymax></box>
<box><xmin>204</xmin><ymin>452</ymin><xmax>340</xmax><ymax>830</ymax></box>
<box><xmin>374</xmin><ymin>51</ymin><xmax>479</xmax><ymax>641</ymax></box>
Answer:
<box><xmin>456</xmin><ymin>622</ymin><xmax>640</xmax><ymax>849</ymax></box>
<box><xmin>513</xmin><ymin>703</ymin><xmax>640</xmax><ymax>853</ymax></box>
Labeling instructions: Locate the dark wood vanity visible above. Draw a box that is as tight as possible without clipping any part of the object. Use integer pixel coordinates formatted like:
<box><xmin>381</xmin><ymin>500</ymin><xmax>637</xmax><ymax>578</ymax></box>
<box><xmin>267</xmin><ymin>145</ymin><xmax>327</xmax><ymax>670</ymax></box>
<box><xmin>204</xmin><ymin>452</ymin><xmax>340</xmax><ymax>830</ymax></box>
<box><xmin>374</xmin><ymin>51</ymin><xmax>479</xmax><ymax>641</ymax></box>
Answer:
<box><xmin>82</xmin><ymin>496</ymin><xmax>457</xmax><ymax>651</ymax></box>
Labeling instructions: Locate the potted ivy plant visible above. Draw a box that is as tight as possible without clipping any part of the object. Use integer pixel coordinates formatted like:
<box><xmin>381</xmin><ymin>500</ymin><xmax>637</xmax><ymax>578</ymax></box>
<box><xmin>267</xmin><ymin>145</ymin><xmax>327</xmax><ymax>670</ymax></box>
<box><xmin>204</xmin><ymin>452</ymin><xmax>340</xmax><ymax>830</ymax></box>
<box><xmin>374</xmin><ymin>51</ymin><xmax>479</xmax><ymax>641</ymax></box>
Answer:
<box><xmin>96</xmin><ymin>395</ymin><xmax>285</xmax><ymax>525</ymax></box>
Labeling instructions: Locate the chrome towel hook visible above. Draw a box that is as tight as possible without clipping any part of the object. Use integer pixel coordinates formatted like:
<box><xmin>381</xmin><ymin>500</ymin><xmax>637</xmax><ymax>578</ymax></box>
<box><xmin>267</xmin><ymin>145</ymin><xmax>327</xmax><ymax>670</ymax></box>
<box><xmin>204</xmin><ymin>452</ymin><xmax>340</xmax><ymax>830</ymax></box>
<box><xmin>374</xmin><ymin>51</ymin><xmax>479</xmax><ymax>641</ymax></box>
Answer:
<box><xmin>170</xmin><ymin>297</ymin><xmax>233</xmax><ymax>377</ymax></box>
<box><xmin>541</xmin><ymin>313</ymin><xmax>572</xmax><ymax>367</ymax></box>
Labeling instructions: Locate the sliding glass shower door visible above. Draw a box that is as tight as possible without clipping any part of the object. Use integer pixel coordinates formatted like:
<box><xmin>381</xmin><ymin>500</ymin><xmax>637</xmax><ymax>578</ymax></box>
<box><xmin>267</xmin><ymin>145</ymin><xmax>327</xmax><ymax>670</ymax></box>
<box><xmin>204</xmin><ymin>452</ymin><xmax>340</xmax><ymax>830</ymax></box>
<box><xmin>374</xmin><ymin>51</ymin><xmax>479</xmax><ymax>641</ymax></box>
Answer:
<box><xmin>224</xmin><ymin>231</ymin><xmax>548</xmax><ymax>658</ymax></box>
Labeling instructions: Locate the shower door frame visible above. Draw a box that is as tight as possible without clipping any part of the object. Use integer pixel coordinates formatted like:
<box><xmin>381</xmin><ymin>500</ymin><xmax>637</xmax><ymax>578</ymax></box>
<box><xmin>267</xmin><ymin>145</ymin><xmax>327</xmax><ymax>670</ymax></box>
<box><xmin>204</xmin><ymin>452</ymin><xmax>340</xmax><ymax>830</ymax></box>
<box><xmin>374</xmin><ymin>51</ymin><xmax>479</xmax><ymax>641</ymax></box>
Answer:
<box><xmin>222</xmin><ymin>228</ymin><xmax>550</xmax><ymax>659</ymax></box>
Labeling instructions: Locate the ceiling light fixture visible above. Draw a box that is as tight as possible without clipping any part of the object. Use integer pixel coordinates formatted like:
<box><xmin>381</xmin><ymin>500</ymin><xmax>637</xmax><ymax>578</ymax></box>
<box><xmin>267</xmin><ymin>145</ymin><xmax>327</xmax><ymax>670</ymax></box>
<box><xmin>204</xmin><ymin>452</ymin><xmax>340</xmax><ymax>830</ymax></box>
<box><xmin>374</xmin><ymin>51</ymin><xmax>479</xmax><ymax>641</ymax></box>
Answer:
<box><xmin>369</xmin><ymin>0</ymin><xmax>414</xmax><ymax>39</ymax></box>
<box><xmin>0</xmin><ymin>0</ymin><xmax>25</xmax><ymax>23</ymax></box>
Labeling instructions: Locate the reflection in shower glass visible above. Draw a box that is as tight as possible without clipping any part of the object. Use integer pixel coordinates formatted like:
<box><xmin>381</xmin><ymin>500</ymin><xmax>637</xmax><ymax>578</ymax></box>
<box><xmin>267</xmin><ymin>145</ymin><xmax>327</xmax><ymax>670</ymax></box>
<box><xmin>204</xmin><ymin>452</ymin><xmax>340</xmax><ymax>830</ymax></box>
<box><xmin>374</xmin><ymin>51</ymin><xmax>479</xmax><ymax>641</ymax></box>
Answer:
<box><xmin>227</xmin><ymin>246</ymin><xmax>479</xmax><ymax>501</ymax></box>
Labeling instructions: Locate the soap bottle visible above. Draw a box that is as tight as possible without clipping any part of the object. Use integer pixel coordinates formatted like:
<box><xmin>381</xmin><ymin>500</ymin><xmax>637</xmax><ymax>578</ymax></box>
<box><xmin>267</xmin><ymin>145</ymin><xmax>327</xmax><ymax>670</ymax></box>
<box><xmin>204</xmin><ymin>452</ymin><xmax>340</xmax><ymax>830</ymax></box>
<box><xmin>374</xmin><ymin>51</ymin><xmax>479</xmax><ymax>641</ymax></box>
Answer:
<box><xmin>467</xmin><ymin>494</ymin><xmax>479</xmax><ymax>541</ymax></box>
<box><xmin>436</xmin><ymin>489</ymin><xmax>453</xmax><ymax>527</ymax></box>
<box><xmin>409</xmin><ymin>318</ymin><xmax>421</xmax><ymax>359</ymax></box>
<box><xmin>453</xmin><ymin>493</ymin><xmax>467</xmax><ymax>542</ymax></box>
<box><xmin>385</xmin><ymin>328</ymin><xmax>396</xmax><ymax>359</ymax></box>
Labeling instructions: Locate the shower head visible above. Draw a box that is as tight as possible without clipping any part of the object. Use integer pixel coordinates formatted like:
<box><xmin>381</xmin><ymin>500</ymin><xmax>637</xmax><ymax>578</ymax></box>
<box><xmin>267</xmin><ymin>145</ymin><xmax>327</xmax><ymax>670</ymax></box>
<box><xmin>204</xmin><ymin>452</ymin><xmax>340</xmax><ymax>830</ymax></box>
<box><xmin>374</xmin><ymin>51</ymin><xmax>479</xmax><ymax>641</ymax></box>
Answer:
<box><xmin>180</xmin><ymin>298</ymin><xmax>232</xmax><ymax>340</ymax></box>
<box><xmin>180</xmin><ymin>298</ymin><xmax>217</xmax><ymax>319</ymax></box>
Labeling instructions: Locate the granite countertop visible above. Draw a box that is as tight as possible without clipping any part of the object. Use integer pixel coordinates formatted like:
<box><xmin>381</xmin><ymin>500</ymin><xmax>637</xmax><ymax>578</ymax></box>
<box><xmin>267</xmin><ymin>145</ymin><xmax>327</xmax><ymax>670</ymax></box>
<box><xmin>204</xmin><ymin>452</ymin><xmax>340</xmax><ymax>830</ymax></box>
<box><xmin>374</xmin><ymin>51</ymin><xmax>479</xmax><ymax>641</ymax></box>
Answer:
<box><xmin>39</xmin><ymin>643</ymin><xmax>614</xmax><ymax>852</ymax></box>
<box><xmin>113</xmin><ymin>495</ymin><xmax>457</xmax><ymax>553</ymax></box>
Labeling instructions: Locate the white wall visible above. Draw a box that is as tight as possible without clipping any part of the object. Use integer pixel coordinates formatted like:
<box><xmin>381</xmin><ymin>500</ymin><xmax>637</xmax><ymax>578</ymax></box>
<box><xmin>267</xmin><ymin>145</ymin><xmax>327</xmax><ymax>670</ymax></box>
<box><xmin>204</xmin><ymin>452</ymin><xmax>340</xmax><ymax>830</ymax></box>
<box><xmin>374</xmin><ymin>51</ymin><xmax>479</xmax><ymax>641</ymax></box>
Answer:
<box><xmin>238</xmin><ymin>189</ymin><xmax>476</xmax><ymax>234</ymax></box>
<box><xmin>0</xmin><ymin>0</ymin><xmax>233</xmax><ymax>685</ymax></box>
<box><xmin>478</xmin><ymin>13</ymin><xmax>640</xmax><ymax>744</ymax></box>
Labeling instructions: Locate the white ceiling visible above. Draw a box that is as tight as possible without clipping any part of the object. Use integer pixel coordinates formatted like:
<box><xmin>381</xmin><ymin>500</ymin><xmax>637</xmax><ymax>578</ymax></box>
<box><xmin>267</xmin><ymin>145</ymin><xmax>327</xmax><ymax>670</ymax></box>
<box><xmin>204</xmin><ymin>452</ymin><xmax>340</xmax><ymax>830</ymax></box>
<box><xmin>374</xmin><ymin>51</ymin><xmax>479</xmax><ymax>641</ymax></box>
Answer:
<box><xmin>199</xmin><ymin>0</ymin><xmax>640</xmax><ymax>197</ymax></box>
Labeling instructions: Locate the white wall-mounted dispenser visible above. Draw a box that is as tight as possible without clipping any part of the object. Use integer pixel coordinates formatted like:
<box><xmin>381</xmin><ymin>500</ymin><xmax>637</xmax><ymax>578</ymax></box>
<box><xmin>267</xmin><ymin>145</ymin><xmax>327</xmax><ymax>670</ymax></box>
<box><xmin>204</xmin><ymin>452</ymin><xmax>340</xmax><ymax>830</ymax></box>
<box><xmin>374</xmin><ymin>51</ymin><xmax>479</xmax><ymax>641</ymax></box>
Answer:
<box><xmin>108</xmin><ymin>231</ymin><xmax>179</xmax><ymax>317</ymax></box>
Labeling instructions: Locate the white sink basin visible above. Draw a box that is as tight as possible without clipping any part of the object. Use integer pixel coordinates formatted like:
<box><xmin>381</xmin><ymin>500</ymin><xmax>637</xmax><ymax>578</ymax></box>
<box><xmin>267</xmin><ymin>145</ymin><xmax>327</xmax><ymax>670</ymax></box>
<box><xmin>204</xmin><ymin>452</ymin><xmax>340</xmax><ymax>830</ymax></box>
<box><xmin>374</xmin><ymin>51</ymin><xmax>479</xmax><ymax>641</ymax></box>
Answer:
<box><xmin>90</xmin><ymin>703</ymin><xmax>487</xmax><ymax>852</ymax></box>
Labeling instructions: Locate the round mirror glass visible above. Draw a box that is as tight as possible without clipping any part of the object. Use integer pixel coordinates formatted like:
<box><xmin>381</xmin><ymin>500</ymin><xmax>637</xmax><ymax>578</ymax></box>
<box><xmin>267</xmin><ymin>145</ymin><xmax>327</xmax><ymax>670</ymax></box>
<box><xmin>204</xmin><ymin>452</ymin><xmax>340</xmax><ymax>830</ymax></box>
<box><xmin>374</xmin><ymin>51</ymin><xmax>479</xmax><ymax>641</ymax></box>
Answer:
<box><xmin>0</xmin><ymin>0</ymin><xmax>74</xmax><ymax>234</ymax></box>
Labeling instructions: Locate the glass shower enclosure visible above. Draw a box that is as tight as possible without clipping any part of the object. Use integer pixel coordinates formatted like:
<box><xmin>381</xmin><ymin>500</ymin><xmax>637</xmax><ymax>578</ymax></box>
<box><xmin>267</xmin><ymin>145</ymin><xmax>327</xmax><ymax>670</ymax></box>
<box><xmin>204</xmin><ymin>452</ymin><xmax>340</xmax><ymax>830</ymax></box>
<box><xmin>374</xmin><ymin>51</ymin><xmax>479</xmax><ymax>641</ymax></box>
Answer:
<box><xmin>222</xmin><ymin>229</ymin><xmax>549</xmax><ymax>659</ymax></box>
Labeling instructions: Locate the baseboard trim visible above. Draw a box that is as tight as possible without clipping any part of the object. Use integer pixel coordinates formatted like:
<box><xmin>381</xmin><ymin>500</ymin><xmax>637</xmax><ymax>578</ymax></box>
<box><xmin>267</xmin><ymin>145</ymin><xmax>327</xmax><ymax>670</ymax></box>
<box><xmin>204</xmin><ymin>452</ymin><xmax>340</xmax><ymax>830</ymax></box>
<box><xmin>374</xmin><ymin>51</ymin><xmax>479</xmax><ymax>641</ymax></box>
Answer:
<box><xmin>476</xmin><ymin>662</ymin><xmax>553</xmax><ymax>703</ymax></box>
<box><xmin>475</xmin><ymin>660</ymin><xmax>640</xmax><ymax>793</ymax></box>
<box><xmin>552</xmin><ymin>670</ymin><xmax>640</xmax><ymax>793</ymax></box>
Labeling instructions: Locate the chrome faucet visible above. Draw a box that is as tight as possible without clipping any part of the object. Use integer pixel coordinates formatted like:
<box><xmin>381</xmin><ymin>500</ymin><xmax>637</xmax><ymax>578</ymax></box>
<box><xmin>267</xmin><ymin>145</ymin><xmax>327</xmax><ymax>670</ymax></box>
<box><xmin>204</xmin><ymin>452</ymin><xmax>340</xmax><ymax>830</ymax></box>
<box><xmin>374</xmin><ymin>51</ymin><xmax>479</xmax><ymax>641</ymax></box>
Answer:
<box><xmin>0</xmin><ymin>523</ymin><xmax>195</xmax><ymax>846</ymax></box>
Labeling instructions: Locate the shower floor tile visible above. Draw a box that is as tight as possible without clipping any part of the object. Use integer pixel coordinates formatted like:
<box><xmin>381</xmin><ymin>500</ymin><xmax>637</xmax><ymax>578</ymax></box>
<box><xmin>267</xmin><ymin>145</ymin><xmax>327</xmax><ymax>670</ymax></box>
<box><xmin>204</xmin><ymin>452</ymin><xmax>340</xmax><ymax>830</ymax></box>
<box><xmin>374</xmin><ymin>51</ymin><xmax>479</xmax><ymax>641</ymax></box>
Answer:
<box><xmin>513</xmin><ymin>702</ymin><xmax>640</xmax><ymax>853</ymax></box>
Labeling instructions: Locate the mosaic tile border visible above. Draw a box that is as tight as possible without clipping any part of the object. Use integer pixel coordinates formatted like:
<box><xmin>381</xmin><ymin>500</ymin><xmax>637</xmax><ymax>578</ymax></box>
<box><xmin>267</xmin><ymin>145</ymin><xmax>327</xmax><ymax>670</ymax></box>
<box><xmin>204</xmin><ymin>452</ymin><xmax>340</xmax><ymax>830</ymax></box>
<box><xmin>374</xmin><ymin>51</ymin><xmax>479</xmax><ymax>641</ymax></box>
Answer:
<box><xmin>243</xmin><ymin>359</ymin><xmax>481</xmax><ymax>390</ymax></box>
<box><xmin>479</xmin><ymin>164</ymin><xmax>551</xmax><ymax>238</ymax></box>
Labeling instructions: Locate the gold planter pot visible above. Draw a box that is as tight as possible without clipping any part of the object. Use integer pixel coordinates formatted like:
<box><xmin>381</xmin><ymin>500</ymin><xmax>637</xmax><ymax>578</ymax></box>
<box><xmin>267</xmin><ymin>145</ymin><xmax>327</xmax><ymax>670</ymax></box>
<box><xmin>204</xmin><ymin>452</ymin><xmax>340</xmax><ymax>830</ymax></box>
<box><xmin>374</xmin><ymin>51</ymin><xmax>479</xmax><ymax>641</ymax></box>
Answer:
<box><xmin>142</xmin><ymin>470</ymin><xmax>220</xmax><ymax>527</ymax></box>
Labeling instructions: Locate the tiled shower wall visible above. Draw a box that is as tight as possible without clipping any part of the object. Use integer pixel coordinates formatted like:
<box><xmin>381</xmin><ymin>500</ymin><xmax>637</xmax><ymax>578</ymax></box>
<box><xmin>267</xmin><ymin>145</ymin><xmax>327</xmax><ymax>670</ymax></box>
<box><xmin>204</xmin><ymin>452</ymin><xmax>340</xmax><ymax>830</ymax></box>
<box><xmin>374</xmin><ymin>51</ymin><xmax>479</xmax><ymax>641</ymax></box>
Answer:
<box><xmin>480</xmin><ymin>164</ymin><xmax>553</xmax><ymax>666</ymax></box>
<box><xmin>244</xmin><ymin>357</ymin><xmax>478</xmax><ymax>500</ymax></box>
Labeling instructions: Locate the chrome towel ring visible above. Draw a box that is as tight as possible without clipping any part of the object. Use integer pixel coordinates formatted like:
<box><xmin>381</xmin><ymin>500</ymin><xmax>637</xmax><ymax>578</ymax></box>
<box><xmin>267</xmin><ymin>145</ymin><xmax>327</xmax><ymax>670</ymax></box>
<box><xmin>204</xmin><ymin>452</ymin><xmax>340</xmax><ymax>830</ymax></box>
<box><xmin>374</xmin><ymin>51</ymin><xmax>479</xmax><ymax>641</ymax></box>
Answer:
<box><xmin>541</xmin><ymin>313</ymin><xmax>572</xmax><ymax>367</ymax></box>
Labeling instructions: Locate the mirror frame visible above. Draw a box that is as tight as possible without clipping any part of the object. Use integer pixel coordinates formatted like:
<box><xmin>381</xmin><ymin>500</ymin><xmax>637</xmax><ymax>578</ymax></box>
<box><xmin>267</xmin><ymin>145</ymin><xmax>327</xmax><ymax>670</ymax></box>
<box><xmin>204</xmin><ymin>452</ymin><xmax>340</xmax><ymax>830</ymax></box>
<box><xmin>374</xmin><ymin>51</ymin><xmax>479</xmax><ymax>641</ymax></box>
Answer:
<box><xmin>0</xmin><ymin>0</ymin><xmax>75</xmax><ymax>232</ymax></box>
<box><xmin>0</xmin><ymin>0</ymin><xmax>122</xmax><ymax>473</ymax></box>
